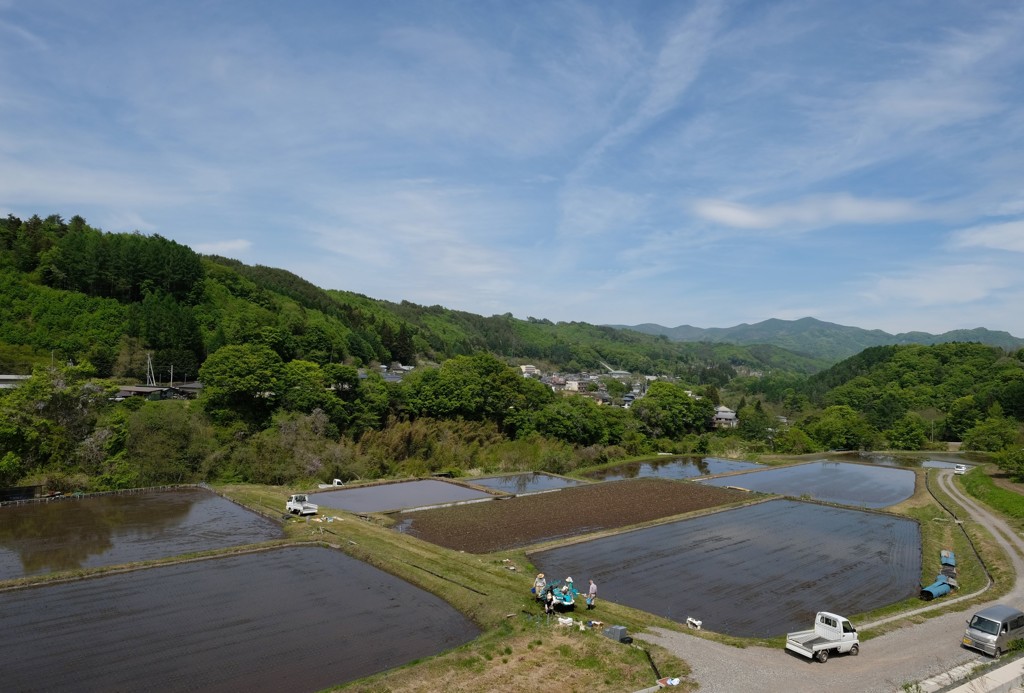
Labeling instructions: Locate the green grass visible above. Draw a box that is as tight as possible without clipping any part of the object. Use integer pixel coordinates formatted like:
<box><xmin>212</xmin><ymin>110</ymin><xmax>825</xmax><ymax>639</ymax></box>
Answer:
<box><xmin>962</xmin><ymin>469</ymin><xmax>1024</xmax><ymax>521</ymax></box>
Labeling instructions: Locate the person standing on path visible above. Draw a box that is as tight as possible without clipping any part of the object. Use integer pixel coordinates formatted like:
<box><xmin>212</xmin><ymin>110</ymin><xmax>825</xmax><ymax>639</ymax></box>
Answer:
<box><xmin>587</xmin><ymin>579</ymin><xmax>597</xmax><ymax>609</ymax></box>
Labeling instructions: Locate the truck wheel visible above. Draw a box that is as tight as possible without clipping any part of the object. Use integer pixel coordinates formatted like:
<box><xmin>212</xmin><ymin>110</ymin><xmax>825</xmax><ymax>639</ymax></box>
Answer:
<box><xmin>849</xmin><ymin>644</ymin><xmax>859</xmax><ymax>656</ymax></box>
<box><xmin>816</xmin><ymin>649</ymin><xmax>829</xmax><ymax>663</ymax></box>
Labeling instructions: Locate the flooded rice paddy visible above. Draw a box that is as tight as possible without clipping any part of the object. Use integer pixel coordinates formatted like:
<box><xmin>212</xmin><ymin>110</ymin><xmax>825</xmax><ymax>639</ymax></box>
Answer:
<box><xmin>831</xmin><ymin>450</ymin><xmax>966</xmax><ymax>466</ymax></box>
<box><xmin>467</xmin><ymin>472</ymin><xmax>585</xmax><ymax>494</ymax></box>
<box><xmin>819</xmin><ymin>451</ymin><xmax>984</xmax><ymax>469</ymax></box>
<box><xmin>584</xmin><ymin>456</ymin><xmax>763</xmax><ymax>482</ymax></box>
<box><xmin>1</xmin><ymin>546</ymin><xmax>479</xmax><ymax>692</ymax></box>
<box><xmin>701</xmin><ymin>460</ymin><xmax>916</xmax><ymax>508</ymax></box>
<box><xmin>531</xmin><ymin>499</ymin><xmax>921</xmax><ymax>638</ymax></box>
<box><xmin>314</xmin><ymin>478</ymin><xmax>495</xmax><ymax>512</ymax></box>
<box><xmin>0</xmin><ymin>488</ymin><xmax>283</xmax><ymax>580</ymax></box>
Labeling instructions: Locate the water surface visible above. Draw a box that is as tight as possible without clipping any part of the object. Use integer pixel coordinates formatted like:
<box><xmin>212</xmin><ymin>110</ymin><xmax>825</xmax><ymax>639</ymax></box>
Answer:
<box><xmin>1</xmin><ymin>546</ymin><xmax>479</xmax><ymax>692</ymax></box>
<box><xmin>0</xmin><ymin>488</ymin><xmax>283</xmax><ymax>580</ymax></box>
<box><xmin>314</xmin><ymin>478</ymin><xmax>494</xmax><ymax>513</ymax></box>
<box><xmin>468</xmin><ymin>472</ymin><xmax>584</xmax><ymax>494</ymax></box>
<box><xmin>585</xmin><ymin>456</ymin><xmax>762</xmax><ymax>482</ymax></box>
<box><xmin>701</xmin><ymin>460</ymin><xmax>915</xmax><ymax>507</ymax></box>
<box><xmin>531</xmin><ymin>499</ymin><xmax>920</xmax><ymax>637</ymax></box>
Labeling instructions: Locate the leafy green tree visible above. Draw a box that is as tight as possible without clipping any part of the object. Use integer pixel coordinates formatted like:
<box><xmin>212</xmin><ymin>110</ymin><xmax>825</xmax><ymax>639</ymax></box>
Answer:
<box><xmin>995</xmin><ymin>446</ymin><xmax>1024</xmax><ymax>482</ymax></box>
<box><xmin>886</xmin><ymin>414</ymin><xmax>927</xmax><ymax>450</ymax></box>
<box><xmin>324</xmin><ymin>364</ymin><xmax>361</xmax><ymax>400</ymax></box>
<box><xmin>630</xmin><ymin>381</ymin><xmax>714</xmax><ymax>439</ymax></box>
<box><xmin>962</xmin><ymin>405</ymin><xmax>1021</xmax><ymax>452</ymax></box>
<box><xmin>121</xmin><ymin>401</ymin><xmax>214</xmax><ymax>486</ymax></box>
<box><xmin>0</xmin><ymin>451</ymin><xmax>23</xmax><ymax>487</ymax></box>
<box><xmin>0</xmin><ymin>363</ymin><xmax>105</xmax><ymax>475</ymax></box>
<box><xmin>279</xmin><ymin>360</ymin><xmax>332</xmax><ymax>414</ymax></box>
<box><xmin>997</xmin><ymin>378</ymin><xmax>1024</xmax><ymax>419</ymax></box>
<box><xmin>804</xmin><ymin>405</ymin><xmax>876</xmax><ymax>450</ymax></box>
<box><xmin>774</xmin><ymin>426</ymin><xmax>816</xmax><ymax>454</ymax></box>
<box><xmin>782</xmin><ymin>390</ymin><xmax>809</xmax><ymax>418</ymax></box>
<box><xmin>600</xmin><ymin>405</ymin><xmax>637</xmax><ymax>447</ymax></box>
<box><xmin>528</xmin><ymin>396</ymin><xmax>607</xmax><ymax>446</ymax></box>
<box><xmin>866</xmin><ymin>388</ymin><xmax>909</xmax><ymax>431</ymax></box>
<box><xmin>944</xmin><ymin>396</ymin><xmax>981</xmax><ymax>441</ymax></box>
<box><xmin>738</xmin><ymin>401</ymin><xmax>776</xmax><ymax>442</ymax></box>
<box><xmin>601</xmin><ymin>377</ymin><xmax>629</xmax><ymax>401</ymax></box>
<box><xmin>344</xmin><ymin>371</ymin><xmax>391</xmax><ymax>435</ymax></box>
<box><xmin>199</xmin><ymin>344</ymin><xmax>283</xmax><ymax>423</ymax></box>
<box><xmin>403</xmin><ymin>353</ymin><xmax>553</xmax><ymax>429</ymax></box>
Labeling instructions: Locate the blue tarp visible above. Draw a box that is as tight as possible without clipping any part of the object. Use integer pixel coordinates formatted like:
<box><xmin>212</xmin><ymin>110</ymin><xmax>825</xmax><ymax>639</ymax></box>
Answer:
<box><xmin>920</xmin><ymin>574</ymin><xmax>951</xmax><ymax>600</ymax></box>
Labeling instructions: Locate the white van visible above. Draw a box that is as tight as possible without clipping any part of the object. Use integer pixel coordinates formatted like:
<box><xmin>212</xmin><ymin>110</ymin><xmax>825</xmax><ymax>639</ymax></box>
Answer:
<box><xmin>963</xmin><ymin>604</ymin><xmax>1024</xmax><ymax>656</ymax></box>
<box><xmin>954</xmin><ymin>464</ymin><xmax>968</xmax><ymax>475</ymax></box>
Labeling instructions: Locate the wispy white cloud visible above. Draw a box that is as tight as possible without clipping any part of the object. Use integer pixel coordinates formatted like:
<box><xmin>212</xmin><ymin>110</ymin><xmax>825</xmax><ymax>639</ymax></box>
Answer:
<box><xmin>948</xmin><ymin>219</ymin><xmax>1024</xmax><ymax>253</ymax></box>
<box><xmin>0</xmin><ymin>16</ymin><xmax>46</xmax><ymax>51</ymax></box>
<box><xmin>693</xmin><ymin>194</ymin><xmax>932</xmax><ymax>231</ymax></box>
<box><xmin>862</xmin><ymin>263</ymin><xmax>1018</xmax><ymax>307</ymax></box>
<box><xmin>193</xmin><ymin>239</ymin><xmax>252</xmax><ymax>256</ymax></box>
<box><xmin>556</xmin><ymin>186</ymin><xmax>650</xmax><ymax>239</ymax></box>
<box><xmin>302</xmin><ymin>180</ymin><xmax>521</xmax><ymax>308</ymax></box>
<box><xmin>572</xmin><ymin>0</ymin><xmax>724</xmax><ymax>176</ymax></box>
<box><xmin>4</xmin><ymin>1</ymin><xmax>1024</xmax><ymax>336</ymax></box>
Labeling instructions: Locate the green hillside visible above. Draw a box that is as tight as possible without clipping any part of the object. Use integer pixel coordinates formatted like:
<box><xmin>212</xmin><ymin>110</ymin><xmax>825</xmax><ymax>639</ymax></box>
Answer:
<box><xmin>0</xmin><ymin>214</ymin><xmax>824</xmax><ymax>381</ymax></box>
<box><xmin>617</xmin><ymin>316</ymin><xmax>1024</xmax><ymax>362</ymax></box>
<box><xmin>1</xmin><ymin>213</ymin><xmax>1021</xmax><ymax>493</ymax></box>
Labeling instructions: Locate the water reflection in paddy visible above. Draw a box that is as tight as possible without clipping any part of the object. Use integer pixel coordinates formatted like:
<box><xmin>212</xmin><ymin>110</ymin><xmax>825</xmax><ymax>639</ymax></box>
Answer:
<box><xmin>821</xmin><ymin>451</ymin><xmax>976</xmax><ymax>471</ymax></box>
<box><xmin>0</xmin><ymin>488</ymin><xmax>283</xmax><ymax>580</ymax></box>
<box><xmin>1</xmin><ymin>546</ymin><xmax>479</xmax><ymax>692</ymax></box>
<box><xmin>701</xmin><ymin>460</ymin><xmax>915</xmax><ymax>508</ymax></box>
<box><xmin>468</xmin><ymin>472</ymin><xmax>584</xmax><ymax>494</ymax></box>
<box><xmin>585</xmin><ymin>456</ymin><xmax>762</xmax><ymax>482</ymax></box>
<box><xmin>314</xmin><ymin>478</ymin><xmax>494</xmax><ymax>513</ymax></box>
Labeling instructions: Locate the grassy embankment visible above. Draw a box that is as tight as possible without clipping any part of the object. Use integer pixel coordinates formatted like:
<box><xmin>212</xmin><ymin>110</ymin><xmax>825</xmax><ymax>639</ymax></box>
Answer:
<box><xmin>218</xmin><ymin>484</ymin><xmax>694</xmax><ymax>693</ymax></box>
<box><xmin>853</xmin><ymin>466</ymin><xmax>1014</xmax><ymax>641</ymax></box>
<box><xmin>961</xmin><ymin>468</ymin><xmax>1024</xmax><ymax>533</ymax></box>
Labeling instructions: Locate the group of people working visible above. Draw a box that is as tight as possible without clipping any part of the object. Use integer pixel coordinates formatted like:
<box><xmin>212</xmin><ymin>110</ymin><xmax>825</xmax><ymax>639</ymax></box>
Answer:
<box><xmin>532</xmin><ymin>573</ymin><xmax>597</xmax><ymax>614</ymax></box>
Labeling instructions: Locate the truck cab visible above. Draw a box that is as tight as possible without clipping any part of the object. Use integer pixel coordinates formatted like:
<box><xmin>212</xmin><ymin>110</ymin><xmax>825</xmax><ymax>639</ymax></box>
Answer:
<box><xmin>785</xmin><ymin>612</ymin><xmax>859</xmax><ymax>663</ymax></box>
<box><xmin>286</xmin><ymin>494</ymin><xmax>318</xmax><ymax>516</ymax></box>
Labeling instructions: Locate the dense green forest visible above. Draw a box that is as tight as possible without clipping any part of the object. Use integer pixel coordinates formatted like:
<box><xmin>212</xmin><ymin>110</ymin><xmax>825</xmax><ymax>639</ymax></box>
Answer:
<box><xmin>1</xmin><ymin>214</ymin><xmax>1022</xmax><ymax>491</ymax></box>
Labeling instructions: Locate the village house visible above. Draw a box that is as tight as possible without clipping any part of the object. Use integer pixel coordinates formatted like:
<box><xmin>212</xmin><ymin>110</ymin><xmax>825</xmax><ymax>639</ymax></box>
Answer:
<box><xmin>713</xmin><ymin>405</ymin><xmax>739</xmax><ymax>429</ymax></box>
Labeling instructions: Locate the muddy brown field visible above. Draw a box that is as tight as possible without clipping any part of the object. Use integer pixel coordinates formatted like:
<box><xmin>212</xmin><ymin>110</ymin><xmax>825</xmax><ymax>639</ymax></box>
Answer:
<box><xmin>395</xmin><ymin>478</ymin><xmax>748</xmax><ymax>553</ymax></box>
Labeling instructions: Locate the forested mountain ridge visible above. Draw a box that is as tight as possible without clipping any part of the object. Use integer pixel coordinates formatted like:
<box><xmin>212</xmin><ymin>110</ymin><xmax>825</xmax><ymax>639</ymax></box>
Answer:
<box><xmin>615</xmin><ymin>317</ymin><xmax>1024</xmax><ymax>362</ymax></box>
<box><xmin>1</xmin><ymin>214</ymin><xmax>1022</xmax><ymax>492</ymax></box>
<box><xmin>0</xmin><ymin>213</ymin><xmax>826</xmax><ymax>382</ymax></box>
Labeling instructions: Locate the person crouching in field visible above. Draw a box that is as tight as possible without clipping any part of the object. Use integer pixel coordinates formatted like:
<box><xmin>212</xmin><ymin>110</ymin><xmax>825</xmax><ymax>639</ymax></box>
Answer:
<box><xmin>532</xmin><ymin>573</ymin><xmax>546</xmax><ymax>599</ymax></box>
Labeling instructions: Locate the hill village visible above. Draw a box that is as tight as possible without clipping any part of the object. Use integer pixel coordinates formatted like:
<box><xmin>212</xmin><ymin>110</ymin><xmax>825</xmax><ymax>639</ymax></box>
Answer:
<box><xmin>2</xmin><ymin>362</ymin><xmax>743</xmax><ymax>430</ymax></box>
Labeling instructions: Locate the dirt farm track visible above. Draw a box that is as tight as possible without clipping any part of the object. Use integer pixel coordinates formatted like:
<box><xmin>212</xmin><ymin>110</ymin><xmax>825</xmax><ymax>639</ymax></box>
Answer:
<box><xmin>396</xmin><ymin>478</ymin><xmax>749</xmax><ymax>553</ymax></box>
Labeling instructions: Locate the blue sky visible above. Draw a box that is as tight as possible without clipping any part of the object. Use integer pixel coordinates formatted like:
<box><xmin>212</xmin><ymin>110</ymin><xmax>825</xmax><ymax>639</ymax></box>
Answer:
<box><xmin>2</xmin><ymin>1</ymin><xmax>1024</xmax><ymax>336</ymax></box>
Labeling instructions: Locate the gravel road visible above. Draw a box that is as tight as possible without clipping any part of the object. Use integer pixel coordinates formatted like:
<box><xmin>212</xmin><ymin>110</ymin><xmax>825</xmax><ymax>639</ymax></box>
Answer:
<box><xmin>638</xmin><ymin>470</ymin><xmax>1024</xmax><ymax>693</ymax></box>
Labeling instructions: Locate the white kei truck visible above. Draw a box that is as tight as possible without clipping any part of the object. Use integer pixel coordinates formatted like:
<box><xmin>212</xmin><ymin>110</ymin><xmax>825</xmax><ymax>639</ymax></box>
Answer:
<box><xmin>785</xmin><ymin>612</ymin><xmax>859</xmax><ymax>663</ymax></box>
<box><xmin>285</xmin><ymin>494</ymin><xmax>318</xmax><ymax>516</ymax></box>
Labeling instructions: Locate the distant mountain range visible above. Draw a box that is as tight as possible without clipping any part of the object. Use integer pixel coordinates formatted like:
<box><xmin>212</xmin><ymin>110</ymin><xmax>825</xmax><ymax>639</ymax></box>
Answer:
<box><xmin>610</xmin><ymin>317</ymin><xmax>1024</xmax><ymax>363</ymax></box>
